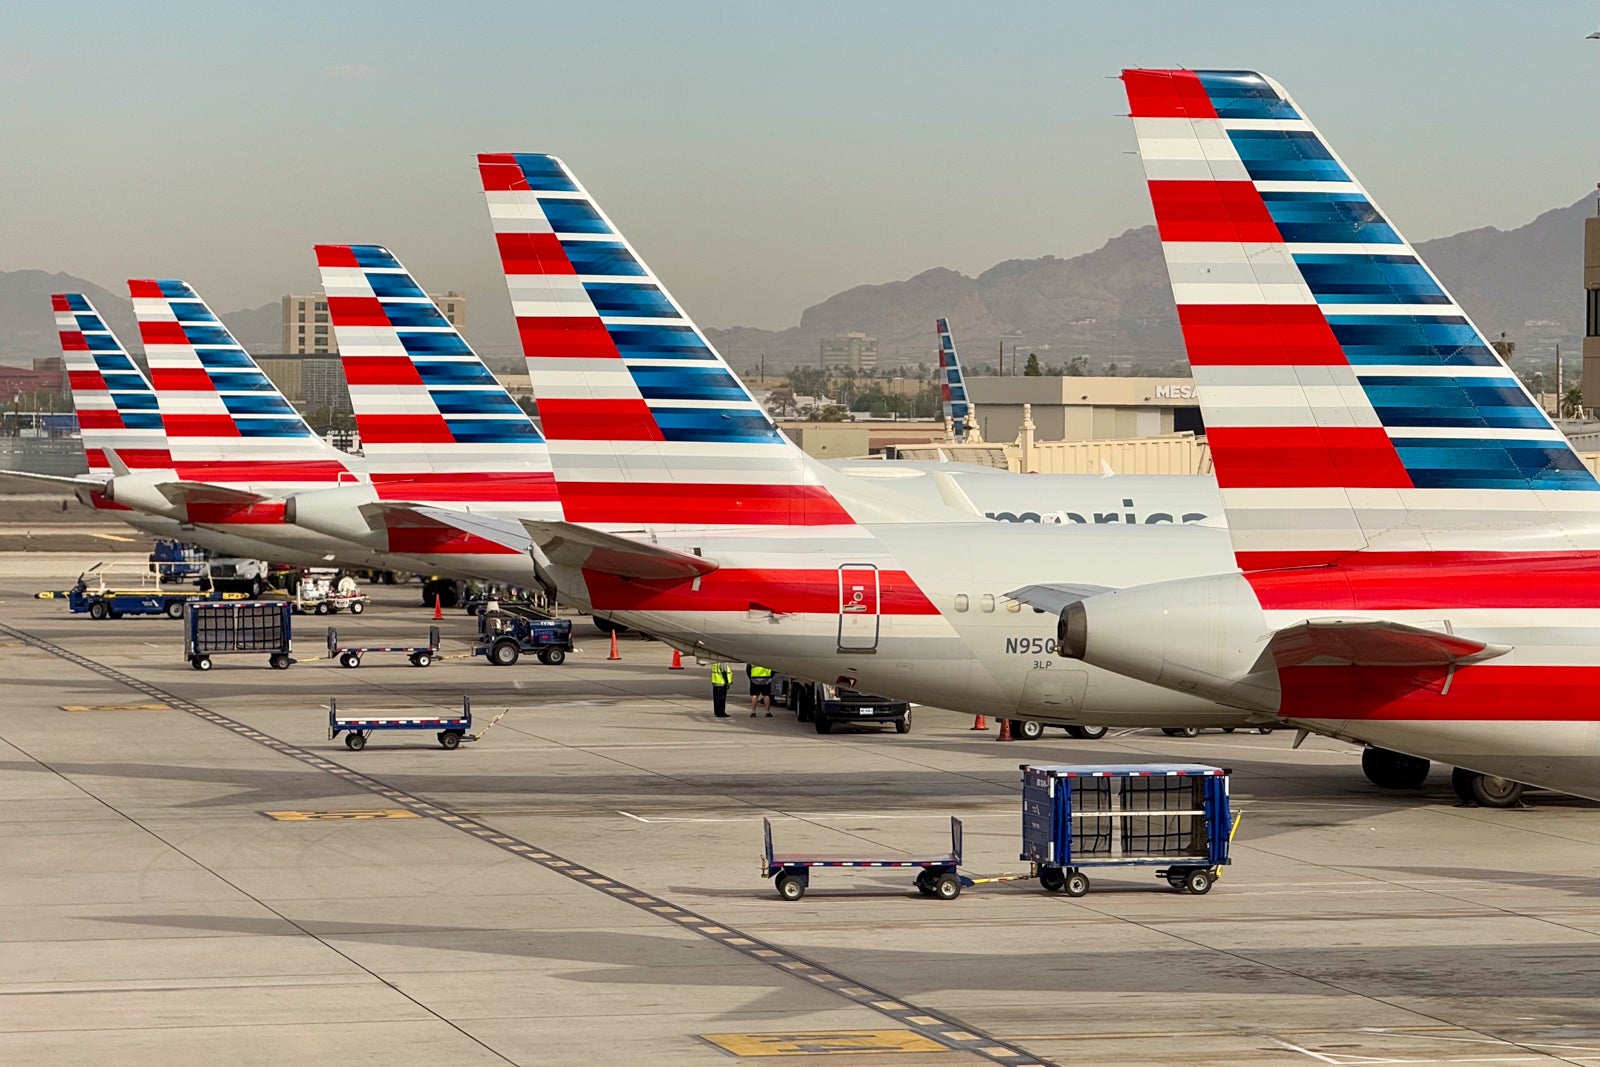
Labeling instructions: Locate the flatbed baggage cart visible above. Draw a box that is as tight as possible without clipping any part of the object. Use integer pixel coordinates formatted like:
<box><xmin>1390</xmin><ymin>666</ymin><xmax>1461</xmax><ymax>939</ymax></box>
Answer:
<box><xmin>184</xmin><ymin>600</ymin><xmax>293</xmax><ymax>670</ymax></box>
<box><xmin>762</xmin><ymin>816</ymin><xmax>963</xmax><ymax>901</ymax></box>
<box><xmin>328</xmin><ymin>695</ymin><xmax>473</xmax><ymax>751</ymax></box>
<box><xmin>326</xmin><ymin>625</ymin><xmax>440</xmax><ymax>668</ymax></box>
<box><xmin>1020</xmin><ymin>763</ymin><xmax>1234</xmax><ymax>896</ymax></box>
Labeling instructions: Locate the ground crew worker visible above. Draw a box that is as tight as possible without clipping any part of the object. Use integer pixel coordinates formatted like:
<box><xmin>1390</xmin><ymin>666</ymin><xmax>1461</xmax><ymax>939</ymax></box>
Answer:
<box><xmin>710</xmin><ymin>661</ymin><xmax>733</xmax><ymax>718</ymax></box>
<box><xmin>748</xmin><ymin>664</ymin><xmax>774</xmax><ymax>717</ymax></box>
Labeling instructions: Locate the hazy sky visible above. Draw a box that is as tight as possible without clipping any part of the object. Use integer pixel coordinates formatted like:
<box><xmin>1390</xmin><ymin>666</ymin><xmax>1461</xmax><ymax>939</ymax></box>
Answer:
<box><xmin>3</xmin><ymin>2</ymin><xmax>1598</xmax><ymax>352</ymax></box>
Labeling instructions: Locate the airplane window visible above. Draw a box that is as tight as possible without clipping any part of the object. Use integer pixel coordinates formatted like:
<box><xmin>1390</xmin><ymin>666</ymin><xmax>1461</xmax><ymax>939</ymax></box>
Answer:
<box><xmin>1007</xmin><ymin>600</ymin><xmax>1021</xmax><ymax>613</ymax></box>
<box><xmin>980</xmin><ymin>593</ymin><xmax>995</xmax><ymax>613</ymax></box>
<box><xmin>954</xmin><ymin>594</ymin><xmax>969</xmax><ymax>613</ymax></box>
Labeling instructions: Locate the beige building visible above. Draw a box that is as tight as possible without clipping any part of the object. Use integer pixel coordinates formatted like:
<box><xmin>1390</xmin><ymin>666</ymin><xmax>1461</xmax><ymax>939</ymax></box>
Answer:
<box><xmin>964</xmin><ymin>376</ymin><xmax>1203</xmax><ymax>444</ymax></box>
<box><xmin>257</xmin><ymin>354</ymin><xmax>350</xmax><ymax>413</ymax></box>
<box><xmin>282</xmin><ymin>291</ymin><xmax>466</xmax><ymax>355</ymax></box>
<box><xmin>819</xmin><ymin>331</ymin><xmax>878</xmax><ymax>372</ymax></box>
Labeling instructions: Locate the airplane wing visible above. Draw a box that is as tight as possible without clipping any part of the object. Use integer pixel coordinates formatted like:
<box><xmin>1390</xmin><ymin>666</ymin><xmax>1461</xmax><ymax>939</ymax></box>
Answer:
<box><xmin>1005</xmin><ymin>583</ymin><xmax>1116</xmax><ymax>615</ymax></box>
<box><xmin>156</xmin><ymin>482</ymin><xmax>267</xmax><ymax>508</ymax></box>
<box><xmin>1267</xmin><ymin>619</ymin><xmax>1510</xmax><ymax>669</ymax></box>
<box><xmin>520</xmin><ymin>520</ymin><xmax>720</xmax><ymax>582</ymax></box>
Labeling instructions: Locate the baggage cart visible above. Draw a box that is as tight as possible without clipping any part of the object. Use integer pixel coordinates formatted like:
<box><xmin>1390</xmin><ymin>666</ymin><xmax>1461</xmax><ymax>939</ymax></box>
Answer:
<box><xmin>762</xmin><ymin>816</ymin><xmax>963</xmax><ymax>901</ymax></box>
<box><xmin>328</xmin><ymin>695</ymin><xmax>473</xmax><ymax>751</ymax></box>
<box><xmin>475</xmin><ymin>603</ymin><xmax>573</xmax><ymax>666</ymax></box>
<box><xmin>184</xmin><ymin>600</ymin><xmax>293</xmax><ymax>671</ymax></box>
<box><xmin>1020</xmin><ymin>763</ymin><xmax>1233</xmax><ymax>896</ymax></box>
<box><xmin>326</xmin><ymin>625</ymin><xmax>441</xmax><ymax>668</ymax></box>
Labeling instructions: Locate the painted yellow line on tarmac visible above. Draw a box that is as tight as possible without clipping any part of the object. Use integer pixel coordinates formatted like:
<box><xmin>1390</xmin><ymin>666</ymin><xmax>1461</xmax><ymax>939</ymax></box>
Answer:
<box><xmin>700</xmin><ymin>1030</ymin><xmax>946</xmax><ymax>1056</ymax></box>
<box><xmin>262</xmin><ymin>809</ymin><xmax>422</xmax><ymax>821</ymax></box>
<box><xmin>60</xmin><ymin>702</ymin><xmax>169</xmax><ymax>712</ymax></box>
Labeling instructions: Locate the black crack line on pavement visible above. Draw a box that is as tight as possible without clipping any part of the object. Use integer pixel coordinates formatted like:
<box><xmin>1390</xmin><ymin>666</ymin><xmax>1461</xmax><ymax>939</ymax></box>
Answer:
<box><xmin>3</xmin><ymin>623</ymin><xmax>1056</xmax><ymax>1067</ymax></box>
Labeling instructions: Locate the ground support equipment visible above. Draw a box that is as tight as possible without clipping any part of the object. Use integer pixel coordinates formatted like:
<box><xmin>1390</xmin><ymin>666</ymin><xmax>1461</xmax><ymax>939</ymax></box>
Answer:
<box><xmin>1019</xmin><ymin>763</ymin><xmax>1233</xmax><ymax>896</ymax></box>
<box><xmin>184</xmin><ymin>600</ymin><xmax>293</xmax><ymax>671</ymax></box>
<box><xmin>761</xmin><ymin>816</ymin><xmax>964</xmax><ymax>901</ymax></box>
<box><xmin>326</xmin><ymin>625</ymin><xmax>441</xmax><ymax>669</ymax></box>
<box><xmin>328</xmin><ymin>695</ymin><xmax>473</xmax><ymax>751</ymax></box>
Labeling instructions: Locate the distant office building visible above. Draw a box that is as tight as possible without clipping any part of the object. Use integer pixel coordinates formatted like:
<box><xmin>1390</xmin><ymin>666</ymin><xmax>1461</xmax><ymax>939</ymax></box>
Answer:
<box><xmin>256</xmin><ymin>354</ymin><xmax>350</xmax><ymax>414</ymax></box>
<box><xmin>1585</xmin><ymin>198</ymin><xmax>1600</xmax><ymax>413</ymax></box>
<box><xmin>282</xmin><ymin>290</ymin><xmax>466</xmax><ymax>355</ymax></box>
<box><xmin>820</xmin><ymin>331</ymin><xmax>878</xmax><ymax>372</ymax></box>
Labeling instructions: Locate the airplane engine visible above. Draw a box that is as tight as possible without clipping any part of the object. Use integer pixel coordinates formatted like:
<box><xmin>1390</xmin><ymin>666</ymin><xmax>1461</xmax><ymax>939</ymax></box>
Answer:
<box><xmin>102</xmin><ymin>471</ymin><xmax>185</xmax><ymax>519</ymax></box>
<box><xmin>1058</xmin><ymin>571</ymin><xmax>1282</xmax><ymax>714</ymax></box>
<box><xmin>283</xmin><ymin>484</ymin><xmax>384</xmax><ymax>548</ymax></box>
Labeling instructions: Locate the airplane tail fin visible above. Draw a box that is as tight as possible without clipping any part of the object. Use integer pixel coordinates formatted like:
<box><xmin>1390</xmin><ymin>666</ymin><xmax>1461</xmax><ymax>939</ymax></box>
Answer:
<box><xmin>314</xmin><ymin>243</ymin><xmax>556</xmax><ymax>507</ymax></box>
<box><xmin>477</xmin><ymin>152</ymin><xmax>852</xmax><ymax>528</ymax></box>
<box><xmin>129</xmin><ymin>279</ymin><xmax>349</xmax><ymax>484</ymax></box>
<box><xmin>935</xmin><ymin>317</ymin><xmax>972</xmax><ymax>442</ymax></box>
<box><xmin>54</xmin><ymin>293</ymin><xmax>169</xmax><ymax>474</ymax></box>
<box><xmin>1124</xmin><ymin>68</ymin><xmax>1599</xmax><ymax>571</ymax></box>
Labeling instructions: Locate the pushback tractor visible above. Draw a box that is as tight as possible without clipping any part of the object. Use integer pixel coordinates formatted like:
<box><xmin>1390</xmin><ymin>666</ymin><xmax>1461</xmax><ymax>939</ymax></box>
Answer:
<box><xmin>1020</xmin><ymin>763</ymin><xmax>1234</xmax><ymax>896</ymax></box>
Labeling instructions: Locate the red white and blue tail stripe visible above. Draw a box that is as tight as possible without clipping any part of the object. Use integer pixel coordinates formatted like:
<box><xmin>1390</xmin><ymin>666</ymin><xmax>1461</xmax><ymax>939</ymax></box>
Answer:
<box><xmin>54</xmin><ymin>293</ymin><xmax>169</xmax><ymax>474</ymax></box>
<box><xmin>1125</xmin><ymin>69</ymin><xmax>1600</xmax><ymax>570</ymax></box>
<box><xmin>316</xmin><ymin>244</ymin><xmax>557</xmax><ymax>508</ymax></box>
<box><xmin>477</xmin><ymin>153</ymin><xmax>852</xmax><ymax>528</ymax></box>
<box><xmin>130</xmin><ymin>279</ymin><xmax>349</xmax><ymax>487</ymax></box>
<box><xmin>935</xmin><ymin>317</ymin><xmax>971</xmax><ymax>442</ymax></box>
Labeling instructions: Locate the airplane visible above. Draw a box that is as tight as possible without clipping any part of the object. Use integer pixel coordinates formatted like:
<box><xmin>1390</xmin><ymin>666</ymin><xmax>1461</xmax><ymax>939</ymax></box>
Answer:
<box><xmin>21</xmin><ymin>293</ymin><xmax>336</xmax><ymax>565</ymax></box>
<box><xmin>1041</xmin><ymin>68</ymin><xmax>1600</xmax><ymax>805</ymax></box>
<box><xmin>936</xmin><ymin>317</ymin><xmax>972</xmax><ymax>442</ymax></box>
<box><xmin>463</xmin><ymin>150</ymin><xmax>1255</xmax><ymax>729</ymax></box>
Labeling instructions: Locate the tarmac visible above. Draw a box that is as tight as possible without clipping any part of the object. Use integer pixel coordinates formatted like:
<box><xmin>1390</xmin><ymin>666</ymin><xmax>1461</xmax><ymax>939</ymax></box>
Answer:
<box><xmin>2</xmin><ymin>557</ymin><xmax>1598</xmax><ymax>1066</ymax></box>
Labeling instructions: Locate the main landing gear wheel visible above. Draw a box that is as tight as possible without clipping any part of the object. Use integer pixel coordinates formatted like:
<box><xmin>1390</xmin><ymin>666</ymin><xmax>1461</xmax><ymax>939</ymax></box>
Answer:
<box><xmin>1066</xmin><ymin>725</ymin><xmax>1107</xmax><ymax>740</ymax></box>
<box><xmin>1162</xmin><ymin>727</ymin><xmax>1200</xmax><ymax>738</ymax></box>
<box><xmin>776</xmin><ymin>873</ymin><xmax>805</xmax><ymax>901</ymax></box>
<box><xmin>1452</xmin><ymin>767</ymin><xmax>1525</xmax><ymax>808</ymax></box>
<box><xmin>1362</xmin><ymin>747</ymin><xmax>1431</xmax><ymax>790</ymax></box>
<box><xmin>1016</xmin><ymin>719</ymin><xmax>1045</xmax><ymax>741</ymax></box>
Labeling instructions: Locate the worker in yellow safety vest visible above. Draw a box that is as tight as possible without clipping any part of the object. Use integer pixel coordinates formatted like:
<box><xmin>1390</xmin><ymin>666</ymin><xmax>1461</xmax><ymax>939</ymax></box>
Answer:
<box><xmin>709</xmin><ymin>662</ymin><xmax>733</xmax><ymax>719</ymax></box>
<box><xmin>748</xmin><ymin>664</ymin><xmax>774</xmax><ymax>717</ymax></box>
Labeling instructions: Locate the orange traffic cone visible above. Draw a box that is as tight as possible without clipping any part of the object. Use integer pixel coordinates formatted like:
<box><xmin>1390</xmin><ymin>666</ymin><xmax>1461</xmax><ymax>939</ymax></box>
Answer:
<box><xmin>970</xmin><ymin>714</ymin><xmax>988</xmax><ymax>731</ymax></box>
<box><xmin>432</xmin><ymin>594</ymin><xmax>443</xmax><ymax>621</ymax></box>
<box><xmin>669</xmin><ymin>648</ymin><xmax>683</xmax><ymax>670</ymax></box>
<box><xmin>607</xmin><ymin>630</ymin><xmax>621</xmax><ymax>661</ymax></box>
<box><xmin>996</xmin><ymin>718</ymin><xmax>1013</xmax><ymax>742</ymax></box>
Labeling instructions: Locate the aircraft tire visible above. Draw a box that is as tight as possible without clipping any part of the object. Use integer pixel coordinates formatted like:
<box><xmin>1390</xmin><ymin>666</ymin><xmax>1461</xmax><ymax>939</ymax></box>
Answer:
<box><xmin>1361</xmin><ymin>747</ymin><xmax>1430</xmax><ymax>790</ymax></box>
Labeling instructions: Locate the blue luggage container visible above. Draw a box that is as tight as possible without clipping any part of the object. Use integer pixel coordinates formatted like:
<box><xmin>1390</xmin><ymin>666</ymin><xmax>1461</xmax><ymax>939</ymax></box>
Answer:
<box><xmin>1020</xmin><ymin>763</ymin><xmax>1233</xmax><ymax>896</ymax></box>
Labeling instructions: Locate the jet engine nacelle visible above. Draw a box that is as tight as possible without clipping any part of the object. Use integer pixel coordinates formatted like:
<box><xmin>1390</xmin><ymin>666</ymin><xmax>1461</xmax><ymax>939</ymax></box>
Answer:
<box><xmin>102</xmin><ymin>471</ymin><xmax>184</xmax><ymax>519</ymax></box>
<box><xmin>283</xmin><ymin>483</ymin><xmax>384</xmax><ymax>548</ymax></box>
<box><xmin>1058</xmin><ymin>571</ymin><xmax>1282</xmax><ymax>713</ymax></box>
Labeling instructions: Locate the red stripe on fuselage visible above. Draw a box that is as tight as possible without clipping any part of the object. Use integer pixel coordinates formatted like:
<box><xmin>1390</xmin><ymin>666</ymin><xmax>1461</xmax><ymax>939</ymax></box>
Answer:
<box><xmin>1147</xmin><ymin>181</ymin><xmax>1281</xmax><ymax>243</ymax></box>
<box><xmin>385</xmin><ymin>527</ymin><xmax>525</xmax><ymax>556</ymax></box>
<box><xmin>371</xmin><ymin>471</ymin><xmax>558</xmax><ymax>503</ymax></box>
<box><xmin>1176</xmin><ymin>305</ymin><xmax>1348</xmax><ymax>366</ymax></box>
<box><xmin>1281</xmin><ymin>664</ymin><xmax>1600</xmax><ymax>721</ymax></box>
<box><xmin>558</xmin><ymin>481</ymin><xmax>853</xmax><ymax>525</ymax></box>
<box><xmin>1207</xmin><ymin>427</ymin><xmax>1412</xmax><ymax>489</ymax></box>
<box><xmin>1247</xmin><ymin>551</ymin><xmax>1600</xmax><ymax>610</ymax></box>
<box><xmin>1122</xmin><ymin>69</ymin><xmax>1219</xmax><ymax>119</ymax></box>
<box><xmin>582</xmin><ymin>567</ymin><xmax>939</xmax><ymax>616</ymax></box>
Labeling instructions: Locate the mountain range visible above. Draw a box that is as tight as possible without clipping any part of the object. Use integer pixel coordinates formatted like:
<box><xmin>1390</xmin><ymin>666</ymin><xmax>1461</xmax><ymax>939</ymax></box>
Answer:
<box><xmin>1</xmin><ymin>193</ymin><xmax>1592</xmax><ymax>376</ymax></box>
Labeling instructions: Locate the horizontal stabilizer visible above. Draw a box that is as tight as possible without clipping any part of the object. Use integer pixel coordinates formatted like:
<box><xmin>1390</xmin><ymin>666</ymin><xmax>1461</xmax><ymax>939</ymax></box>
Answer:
<box><xmin>156</xmin><ymin>482</ymin><xmax>267</xmax><ymax>508</ymax></box>
<box><xmin>0</xmin><ymin>469</ymin><xmax>106</xmax><ymax>488</ymax></box>
<box><xmin>1267</xmin><ymin>619</ymin><xmax>1510</xmax><ymax>669</ymax></box>
<box><xmin>363</xmin><ymin>503</ymin><xmax>534</xmax><ymax>553</ymax></box>
<box><xmin>520</xmin><ymin>520</ymin><xmax>720</xmax><ymax>581</ymax></box>
<box><xmin>1005</xmin><ymin>583</ymin><xmax>1115</xmax><ymax>615</ymax></box>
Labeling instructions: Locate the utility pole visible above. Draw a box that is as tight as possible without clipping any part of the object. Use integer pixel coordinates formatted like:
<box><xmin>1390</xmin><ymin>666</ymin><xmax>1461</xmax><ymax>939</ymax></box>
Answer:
<box><xmin>1555</xmin><ymin>343</ymin><xmax>1563</xmax><ymax>418</ymax></box>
